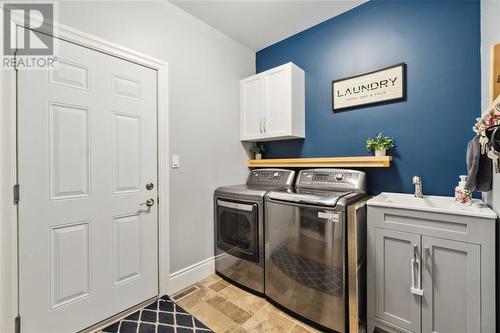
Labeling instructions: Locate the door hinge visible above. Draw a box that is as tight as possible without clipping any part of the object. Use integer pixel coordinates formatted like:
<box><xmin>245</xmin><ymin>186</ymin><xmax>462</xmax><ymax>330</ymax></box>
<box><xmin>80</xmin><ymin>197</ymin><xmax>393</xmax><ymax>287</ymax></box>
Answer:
<box><xmin>15</xmin><ymin>315</ymin><xmax>20</xmax><ymax>333</ymax></box>
<box><xmin>13</xmin><ymin>184</ymin><xmax>19</xmax><ymax>205</ymax></box>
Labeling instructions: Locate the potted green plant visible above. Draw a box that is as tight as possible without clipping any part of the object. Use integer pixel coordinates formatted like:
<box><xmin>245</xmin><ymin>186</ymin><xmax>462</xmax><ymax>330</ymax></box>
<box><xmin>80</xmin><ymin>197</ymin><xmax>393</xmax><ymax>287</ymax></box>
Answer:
<box><xmin>366</xmin><ymin>133</ymin><xmax>396</xmax><ymax>156</ymax></box>
<box><xmin>250</xmin><ymin>143</ymin><xmax>266</xmax><ymax>160</ymax></box>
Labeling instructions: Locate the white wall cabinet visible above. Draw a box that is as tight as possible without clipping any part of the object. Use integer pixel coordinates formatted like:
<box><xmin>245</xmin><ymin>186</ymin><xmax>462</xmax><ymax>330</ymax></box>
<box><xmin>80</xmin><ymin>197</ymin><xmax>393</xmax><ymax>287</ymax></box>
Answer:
<box><xmin>240</xmin><ymin>62</ymin><xmax>304</xmax><ymax>141</ymax></box>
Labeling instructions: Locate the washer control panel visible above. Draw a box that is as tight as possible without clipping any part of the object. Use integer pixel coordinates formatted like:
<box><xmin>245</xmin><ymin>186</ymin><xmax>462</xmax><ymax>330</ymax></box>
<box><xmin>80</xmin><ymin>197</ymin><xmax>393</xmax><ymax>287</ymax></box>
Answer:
<box><xmin>248</xmin><ymin>169</ymin><xmax>295</xmax><ymax>186</ymax></box>
<box><xmin>296</xmin><ymin>169</ymin><xmax>366</xmax><ymax>192</ymax></box>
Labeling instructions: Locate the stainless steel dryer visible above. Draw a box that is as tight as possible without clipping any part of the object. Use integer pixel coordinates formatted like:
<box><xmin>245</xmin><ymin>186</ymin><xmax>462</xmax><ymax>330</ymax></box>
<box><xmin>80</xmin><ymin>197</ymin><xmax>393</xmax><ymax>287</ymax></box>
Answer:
<box><xmin>214</xmin><ymin>169</ymin><xmax>295</xmax><ymax>294</ymax></box>
<box><xmin>265</xmin><ymin>169</ymin><xmax>368</xmax><ymax>333</ymax></box>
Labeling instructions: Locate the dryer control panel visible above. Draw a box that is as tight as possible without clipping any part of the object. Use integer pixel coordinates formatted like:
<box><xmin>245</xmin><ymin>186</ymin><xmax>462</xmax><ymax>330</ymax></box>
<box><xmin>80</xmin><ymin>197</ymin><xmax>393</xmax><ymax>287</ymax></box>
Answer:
<box><xmin>296</xmin><ymin>169</ymin><xmax>366</xmax><ymax>192</ymax></box>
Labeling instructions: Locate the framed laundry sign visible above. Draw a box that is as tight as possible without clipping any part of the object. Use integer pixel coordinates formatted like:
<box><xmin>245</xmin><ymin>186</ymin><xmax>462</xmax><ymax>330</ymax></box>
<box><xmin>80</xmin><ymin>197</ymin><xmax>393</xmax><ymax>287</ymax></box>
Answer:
<box><xmin>332</xmin><ymin>63</ymin><xmax>406</xmax><ymax>111</ymax></box>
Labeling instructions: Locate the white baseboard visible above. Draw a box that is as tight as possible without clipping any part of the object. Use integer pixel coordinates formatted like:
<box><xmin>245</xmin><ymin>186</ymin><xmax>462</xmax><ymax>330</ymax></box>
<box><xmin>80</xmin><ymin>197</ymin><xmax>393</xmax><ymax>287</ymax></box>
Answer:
<box><xmin>167</xmin><ymin>256</ymin><xmax>215</xmax><ymax>295</ymax></box>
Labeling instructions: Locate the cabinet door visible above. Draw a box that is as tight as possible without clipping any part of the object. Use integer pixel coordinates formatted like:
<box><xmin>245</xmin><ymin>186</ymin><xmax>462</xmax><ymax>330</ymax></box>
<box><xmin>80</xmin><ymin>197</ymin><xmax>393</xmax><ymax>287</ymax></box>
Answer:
<box><xmin>241</xmin><ymin>76</ymin><xmax>263</xmax><ymax>140</ymax></box>
<box><xmin>263</xmin><ymin>66</ymin><xmax>290</xmax><ymax>136</ymax></box>
<box><xmin>422</xmin><ymin>236</ymin><xmax>480</xmax><ymax>333</ymax></box>
<box><xmin>375</xmin><ymin>228</ymin><xmax>421</xmax><ymax>333</ymax></box>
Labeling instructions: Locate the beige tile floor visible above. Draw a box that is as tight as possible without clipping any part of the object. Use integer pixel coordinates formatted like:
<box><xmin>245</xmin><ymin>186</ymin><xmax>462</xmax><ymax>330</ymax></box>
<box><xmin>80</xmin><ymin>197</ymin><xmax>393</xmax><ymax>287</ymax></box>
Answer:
<box><xmin>173</xmin><ymin>274</ymin><xmax>323</xmax><ymax>333</ymax></box>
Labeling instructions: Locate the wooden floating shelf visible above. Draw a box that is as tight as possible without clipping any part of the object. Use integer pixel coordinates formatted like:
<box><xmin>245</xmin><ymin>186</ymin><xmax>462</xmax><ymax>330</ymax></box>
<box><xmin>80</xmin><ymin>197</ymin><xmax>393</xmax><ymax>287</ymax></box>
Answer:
<box><xmin>247</xmin><ymin>156</ymin><xmax>392</xmax><ymax>168</ymax></box>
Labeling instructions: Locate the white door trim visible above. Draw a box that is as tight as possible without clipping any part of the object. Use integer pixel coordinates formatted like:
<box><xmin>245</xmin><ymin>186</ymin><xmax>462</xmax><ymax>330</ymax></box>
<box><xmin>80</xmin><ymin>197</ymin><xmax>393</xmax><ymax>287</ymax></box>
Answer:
<box><xmin>0</xmin><ymin>11</ymin><xmax>170</xmax><ymax>332</ymax></box>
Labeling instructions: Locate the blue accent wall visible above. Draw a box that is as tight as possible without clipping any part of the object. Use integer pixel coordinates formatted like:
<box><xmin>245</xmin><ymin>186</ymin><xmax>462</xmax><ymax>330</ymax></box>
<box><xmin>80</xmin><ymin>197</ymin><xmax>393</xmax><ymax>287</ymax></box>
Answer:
<box><xmin>256</xmin><ymin>0</ymin><xmax>481</xmax><ymax>196</ymax></box>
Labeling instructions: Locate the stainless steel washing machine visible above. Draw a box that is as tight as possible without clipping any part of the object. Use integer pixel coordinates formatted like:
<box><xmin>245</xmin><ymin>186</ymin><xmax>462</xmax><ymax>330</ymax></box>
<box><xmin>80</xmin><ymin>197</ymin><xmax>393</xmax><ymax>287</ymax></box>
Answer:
<box><xmin>214</xmin><ymin>169</ymin><xmax>295</xmax><ymax>294</ymax></box>
<box><xmin>265</xmin><ymin>169</ymin><xmax>368</xmax><ymax>332</ymax></box>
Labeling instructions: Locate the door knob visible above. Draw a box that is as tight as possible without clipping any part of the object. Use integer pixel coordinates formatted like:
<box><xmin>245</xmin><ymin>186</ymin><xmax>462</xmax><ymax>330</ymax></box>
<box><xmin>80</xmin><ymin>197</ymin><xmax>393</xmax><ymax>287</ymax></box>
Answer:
<box><xmin>141</xmin><ymin>198</ymin><xmax>155</xmax><ymax>207</ymax></box>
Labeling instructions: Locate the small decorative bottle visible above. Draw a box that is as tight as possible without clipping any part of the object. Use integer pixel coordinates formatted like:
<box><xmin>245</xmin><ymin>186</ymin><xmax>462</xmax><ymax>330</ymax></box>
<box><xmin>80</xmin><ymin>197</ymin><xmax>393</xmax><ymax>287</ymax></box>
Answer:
<box><xmin>455</xmin><ymin>175</ymin><xmax>472</xmax><ymax>206</ymax></box>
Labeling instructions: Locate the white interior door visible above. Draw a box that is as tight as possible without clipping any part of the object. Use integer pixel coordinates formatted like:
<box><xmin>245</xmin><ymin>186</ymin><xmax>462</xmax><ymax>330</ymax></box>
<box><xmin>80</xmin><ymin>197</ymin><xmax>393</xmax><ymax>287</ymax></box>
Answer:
<box><xmin>18</xmin><ymin>31</ymin><xmax>159</xmax><ymax>333</ymax></box>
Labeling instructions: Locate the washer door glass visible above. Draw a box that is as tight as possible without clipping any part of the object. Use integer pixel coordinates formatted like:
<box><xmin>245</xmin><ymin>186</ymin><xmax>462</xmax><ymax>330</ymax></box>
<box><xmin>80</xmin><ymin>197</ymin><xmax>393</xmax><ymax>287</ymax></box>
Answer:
<box><xmin>216</xmin><ymin>199</ymin><xmax>259</xmax><ymax>262</ymax></box>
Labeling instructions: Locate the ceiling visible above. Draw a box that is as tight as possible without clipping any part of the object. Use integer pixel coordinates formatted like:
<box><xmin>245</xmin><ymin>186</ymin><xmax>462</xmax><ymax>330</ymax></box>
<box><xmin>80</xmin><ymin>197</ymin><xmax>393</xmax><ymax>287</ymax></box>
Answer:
<box><xmin>169</xmin><ymin>0</ymin><xmax>367</xmax><ymax>51</ymax></box>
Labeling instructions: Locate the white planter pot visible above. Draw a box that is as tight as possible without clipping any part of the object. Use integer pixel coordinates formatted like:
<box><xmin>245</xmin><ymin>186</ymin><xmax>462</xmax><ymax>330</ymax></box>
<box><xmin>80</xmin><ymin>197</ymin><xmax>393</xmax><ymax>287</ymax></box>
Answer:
<box><xmin>375</xmin><ymin>149</ymin><xmax>386</xmax><ymax>157</ymax></box>
<box><xmin>255</xmin><ymin>153</ymin><xmax>262</xmax><ymax>160</ymax></box>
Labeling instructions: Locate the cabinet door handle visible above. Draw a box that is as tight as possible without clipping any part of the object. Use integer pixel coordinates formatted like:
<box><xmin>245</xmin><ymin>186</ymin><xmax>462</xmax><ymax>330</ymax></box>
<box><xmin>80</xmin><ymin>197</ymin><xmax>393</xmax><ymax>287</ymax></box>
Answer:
<box><xmin>263</xmin><ymin>119</ymin><xmax>267</xmax><ymax>133</ymax></box>
<box><xmin>410</xmin><ymin>244</ymin><xmax>423</xmax><ymax>296</ymax></box>
<box><xmin>259</xmin><ymin>119</ymin><xmax>263</xmax><ymax>133</ymax></box>
<box><xmin>425</xmin><ymin>246</ymin><xmax>431</xmax><ymax>271</ymax></box>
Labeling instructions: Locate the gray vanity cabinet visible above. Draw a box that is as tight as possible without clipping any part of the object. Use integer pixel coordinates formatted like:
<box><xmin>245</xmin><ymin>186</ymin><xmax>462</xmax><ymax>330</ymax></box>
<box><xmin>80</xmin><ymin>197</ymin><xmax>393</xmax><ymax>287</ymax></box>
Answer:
<box><xmin>367</xmin><ymin>194</ymin><xmax>496</xmax><ymax>333</ymax></box>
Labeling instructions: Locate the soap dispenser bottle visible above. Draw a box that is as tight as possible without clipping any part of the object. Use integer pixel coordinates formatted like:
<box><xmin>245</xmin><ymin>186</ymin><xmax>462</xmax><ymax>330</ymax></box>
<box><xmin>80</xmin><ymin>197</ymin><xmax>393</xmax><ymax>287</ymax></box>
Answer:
<box><xmin>455</xmin><ymin>175</ymin><xmax>472</xmax><ymax>206</ymax></box>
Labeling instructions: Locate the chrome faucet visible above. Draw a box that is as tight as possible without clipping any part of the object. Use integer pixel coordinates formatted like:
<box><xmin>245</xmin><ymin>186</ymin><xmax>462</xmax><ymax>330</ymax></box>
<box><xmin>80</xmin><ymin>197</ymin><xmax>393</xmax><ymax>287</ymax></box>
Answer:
<box><xmin>412</xmin><ymin>176</ymin><xmax>423</xmax><ymax>198</ymax></box>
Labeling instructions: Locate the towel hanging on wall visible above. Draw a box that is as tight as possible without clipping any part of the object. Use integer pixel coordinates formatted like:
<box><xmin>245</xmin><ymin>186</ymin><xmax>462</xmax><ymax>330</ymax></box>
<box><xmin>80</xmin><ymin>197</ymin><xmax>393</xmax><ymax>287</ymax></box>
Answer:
<box><xmin>464</xmin><ymin>135</ymin><xmax>492</xmax><ymax>192</ymax></box>
<box><xmin>464</xmin><ymin>136</ymin><xmax>480</xmax><ymax>191</ymax></box>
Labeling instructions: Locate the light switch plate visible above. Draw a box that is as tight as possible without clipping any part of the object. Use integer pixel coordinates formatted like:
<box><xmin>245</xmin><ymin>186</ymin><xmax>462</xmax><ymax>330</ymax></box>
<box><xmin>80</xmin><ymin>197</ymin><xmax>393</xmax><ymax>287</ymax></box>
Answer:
<box><xmin>172</xmin><ymin>155</ymin><xmax>180</xmax><ymax>168</ymax></box>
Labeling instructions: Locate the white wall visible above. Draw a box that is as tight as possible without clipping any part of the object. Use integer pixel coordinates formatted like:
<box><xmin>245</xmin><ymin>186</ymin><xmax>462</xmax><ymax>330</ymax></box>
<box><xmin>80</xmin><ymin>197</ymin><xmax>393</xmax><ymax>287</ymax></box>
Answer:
<box><xmin>57</xmin><ymin>1</ymin><xmax>254</xmax><ymax>275</ymax></box>
<box><xmin>481</xmin><ymin>0</ymin><xmax>500</xmax><ymax>213</ymax></box>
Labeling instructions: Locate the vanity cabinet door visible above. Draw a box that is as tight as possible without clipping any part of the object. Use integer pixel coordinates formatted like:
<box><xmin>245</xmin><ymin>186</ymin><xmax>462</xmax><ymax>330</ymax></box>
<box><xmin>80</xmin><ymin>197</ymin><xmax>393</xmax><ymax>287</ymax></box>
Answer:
<box><xmin>375</xmin><ymin>228</ymin><xmax>421</xmax><ymax>333</ymax></box>
<box><xmin>421</xmin><ymin>236</ymin><xmax>480</xmax><ymax>333</ymax></box>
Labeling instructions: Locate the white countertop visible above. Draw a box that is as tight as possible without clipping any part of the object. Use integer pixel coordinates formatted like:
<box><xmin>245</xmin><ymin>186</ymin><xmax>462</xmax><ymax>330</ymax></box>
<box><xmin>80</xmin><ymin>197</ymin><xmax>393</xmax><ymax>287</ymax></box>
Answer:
<box><xmin>367</xmin><ymin>192</ymin><xmax>497</xmax><ymax>219</ymax></box>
